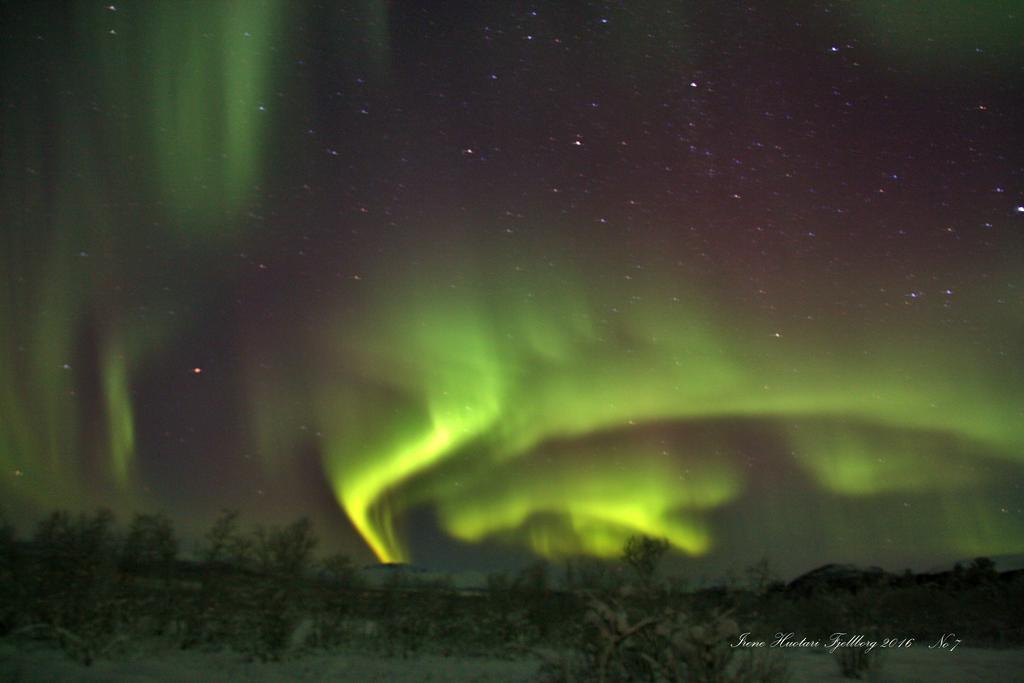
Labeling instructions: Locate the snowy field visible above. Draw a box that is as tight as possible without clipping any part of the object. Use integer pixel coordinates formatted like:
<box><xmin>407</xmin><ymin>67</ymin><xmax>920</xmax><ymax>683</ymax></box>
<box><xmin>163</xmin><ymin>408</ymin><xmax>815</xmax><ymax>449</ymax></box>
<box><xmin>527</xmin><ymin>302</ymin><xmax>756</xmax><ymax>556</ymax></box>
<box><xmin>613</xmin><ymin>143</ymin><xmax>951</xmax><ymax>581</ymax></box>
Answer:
<box><xmin>3</xmin><ymin>641</ymin><xmax>1024</xmax><ymax>683</ymax></box>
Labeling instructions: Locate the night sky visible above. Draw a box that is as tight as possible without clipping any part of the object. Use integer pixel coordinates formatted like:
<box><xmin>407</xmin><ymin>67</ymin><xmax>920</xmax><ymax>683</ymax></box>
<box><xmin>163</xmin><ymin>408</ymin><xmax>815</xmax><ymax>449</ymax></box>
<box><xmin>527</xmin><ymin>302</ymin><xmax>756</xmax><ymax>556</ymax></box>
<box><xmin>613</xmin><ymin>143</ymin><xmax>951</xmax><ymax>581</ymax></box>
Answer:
<box><xmin>2</xmin><ymin>1</ymin><xmax>1023</xmax><ymax>578</ymax></box>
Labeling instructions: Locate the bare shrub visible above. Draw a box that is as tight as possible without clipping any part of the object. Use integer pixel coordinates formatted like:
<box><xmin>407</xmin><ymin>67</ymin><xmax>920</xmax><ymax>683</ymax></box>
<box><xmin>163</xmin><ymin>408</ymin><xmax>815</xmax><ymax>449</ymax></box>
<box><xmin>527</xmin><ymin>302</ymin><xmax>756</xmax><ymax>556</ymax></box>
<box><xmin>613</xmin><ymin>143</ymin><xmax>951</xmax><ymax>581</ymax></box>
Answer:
<box><xmin>541</xmin><ymin>536</ymin><xmax>788</xmax><ymax>683</ymax></box>
<box><xmin>309</xmin><ymin>553</ymin><xmax>359</xmax><ymax>648</ymax></box>
<box><xmin>253</xmin><ymin>517</ymin><xmax>317</xmax><ymax>578</ymax></box>
<box><xmin>200</xmin><ymin>509</ymin><xmax>252</xmax><ymax>567</ymax></box>
<box><xmin>121</xmin><ymin>512</ymin><xmax>177</xmax><ymax>573</ymax></box>
<box><xmin>180</xmin><ymin>509</ymin><xmax>253</xmax><ymax>649</ymax></box>
<box><xmin>542</xmin><ymin>591</ymin><xmax>788</xmax><ymax>683</ymax></box>
<box><xmin>0</xmin><ymin>511</ymin><xmax>20</xmax><ymax>635</ymax></box>
<box><xmin>242</xmin><ymin>517</ymin><xmax>319</xmax><ymax>661</ymax></box>
<box><xmin>119</xmin><ymin>512</ymin><xmax>179</xmax><ymax>636</ymax></box>
<box><xmin>30</xmin><ymin>509</ymin><xmax>125</xmax><ymax>664</ymax></box>
<box><xmin>564</xmin><ymin>556</ymin><xmax>624</xmax><ymax>594</ymax></box>
<box><xmin>622</xmin><ymin>535</ymin><xmax>669</xmax><ymax>590</ymax></box>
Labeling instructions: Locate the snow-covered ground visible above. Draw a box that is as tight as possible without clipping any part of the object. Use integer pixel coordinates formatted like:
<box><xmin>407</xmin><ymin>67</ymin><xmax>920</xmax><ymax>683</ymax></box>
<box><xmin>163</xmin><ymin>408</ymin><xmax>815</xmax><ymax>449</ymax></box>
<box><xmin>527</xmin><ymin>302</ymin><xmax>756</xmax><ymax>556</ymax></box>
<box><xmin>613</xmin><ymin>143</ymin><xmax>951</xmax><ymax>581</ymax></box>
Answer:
<box><xmin>3</xmin><ymin>641</ymin><xmax>1023</xmax><ymax>682</ymax></box>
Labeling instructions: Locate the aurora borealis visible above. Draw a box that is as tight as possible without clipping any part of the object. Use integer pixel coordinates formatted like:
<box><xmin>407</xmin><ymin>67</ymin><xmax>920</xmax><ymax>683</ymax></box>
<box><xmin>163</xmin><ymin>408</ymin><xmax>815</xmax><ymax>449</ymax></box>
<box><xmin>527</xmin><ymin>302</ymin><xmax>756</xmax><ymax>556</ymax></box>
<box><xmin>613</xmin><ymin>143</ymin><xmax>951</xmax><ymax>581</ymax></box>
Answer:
<box><xmin>2</xmin><ymin>1</ymin><xmax>1022</xmax><ymax>577</ymax></box>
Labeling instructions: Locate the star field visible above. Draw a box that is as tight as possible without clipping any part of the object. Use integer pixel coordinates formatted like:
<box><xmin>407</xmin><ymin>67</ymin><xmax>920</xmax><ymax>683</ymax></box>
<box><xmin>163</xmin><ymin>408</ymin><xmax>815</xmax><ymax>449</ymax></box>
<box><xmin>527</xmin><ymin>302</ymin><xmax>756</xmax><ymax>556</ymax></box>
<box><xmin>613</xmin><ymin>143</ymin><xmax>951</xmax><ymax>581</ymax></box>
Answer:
<box><xmin>1</xmin><ymin>1</ymin><xmax>1022</xmax><ymax>577</ymax></box>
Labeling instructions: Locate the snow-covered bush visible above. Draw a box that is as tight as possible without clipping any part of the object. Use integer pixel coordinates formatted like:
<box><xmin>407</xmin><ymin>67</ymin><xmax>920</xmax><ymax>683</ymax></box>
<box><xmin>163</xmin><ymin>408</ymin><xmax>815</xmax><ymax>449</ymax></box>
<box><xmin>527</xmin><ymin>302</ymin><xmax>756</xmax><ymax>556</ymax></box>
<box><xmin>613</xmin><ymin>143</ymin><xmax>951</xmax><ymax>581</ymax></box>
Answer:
<box><xmin>30</xmin><ymin>509</ymin><xmax>125</xmax><ymax>664</ymax></box>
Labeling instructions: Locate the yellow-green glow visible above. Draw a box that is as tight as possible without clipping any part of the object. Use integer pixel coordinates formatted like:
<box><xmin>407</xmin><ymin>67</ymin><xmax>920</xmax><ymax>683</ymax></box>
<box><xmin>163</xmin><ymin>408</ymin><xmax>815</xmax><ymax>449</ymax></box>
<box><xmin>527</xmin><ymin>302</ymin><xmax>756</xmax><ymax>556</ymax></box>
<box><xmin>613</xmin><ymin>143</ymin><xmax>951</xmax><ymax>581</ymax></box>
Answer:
<box><xmin>0</xmin><ymin>1</ymin><xmax>275</xmax><ymax>512</ymax></box>
<box><xmin>331</xmin><ymin>426</ymin><xmax>458</xmax><ymax>562</ymax></box>
<box><xmin>103</xmin><ymin>343</ymin><xmax>135</xmax><ymax>487</ymax></box>
<box><xmin>268</xmin><ymin>254</ymin><xmax>1024</xmax><ymax>562</ymax></box>
<box><xmin>849</xmin><ymin>1</ymin><xmax>1024</xmax><ymax>78</ymax></box>
<box><xmin>3</xmin><ymin>1</ymin><xmax>1022</xmax><ymax>572</ymax></box>
<box><xmin>67</xmin><ymin>1</ymin><xmax>286</xmax><ymax>238</ymax></box>
<box><xmin>788</xmin><ymin>424</ymin><xmax>986</xmax><ymax>496</ymax></box>
<box><xmin>435</xmin><ymin>446</ymin><xmax>738</xmax><ymax>558</ymax></box>
<box><xmin>146</xmin><ymin>1</ymin><xmax>284</xmax><ymax>229</ymax></box>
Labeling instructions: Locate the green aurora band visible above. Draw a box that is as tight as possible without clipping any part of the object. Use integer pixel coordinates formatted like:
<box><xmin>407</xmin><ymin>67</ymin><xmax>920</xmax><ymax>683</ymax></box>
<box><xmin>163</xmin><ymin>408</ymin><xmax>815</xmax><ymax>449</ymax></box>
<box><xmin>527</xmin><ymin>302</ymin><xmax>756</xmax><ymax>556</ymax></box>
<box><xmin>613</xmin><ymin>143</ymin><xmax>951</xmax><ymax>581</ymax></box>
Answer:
<box><xmin>75</xmin><ymin>0</ymin><xmax>286</xmax><ymax>233</ymax></box>
<box><xmin>1</xmin><ymin>1</ymin><xmax>286</xmax><ymax>509</ymax></box>
<box><xmin>253</xmin><ymin>253</ymin><xmax>1023</xmax><ymax>563</ymax></box>
<box><xmin>2</xmin><ymin>1</ymin><xmax>1022</xmax><ymax>569</ymax></box>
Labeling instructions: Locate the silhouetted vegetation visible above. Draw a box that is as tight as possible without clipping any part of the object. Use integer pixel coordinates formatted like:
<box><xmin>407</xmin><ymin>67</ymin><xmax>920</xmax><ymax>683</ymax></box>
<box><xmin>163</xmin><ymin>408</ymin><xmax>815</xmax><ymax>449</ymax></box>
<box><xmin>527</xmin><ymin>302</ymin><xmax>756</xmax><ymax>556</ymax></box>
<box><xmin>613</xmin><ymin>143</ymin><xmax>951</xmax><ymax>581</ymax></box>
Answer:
<box><xmin>0</xmin><ymin>510</ymin><xmax>18</xmax><ymax>637</ymax></box>
<box><xmin>0</xmin><ymin>509</ymin><xmax>1020</xmax><ymax>679</ymax></box>
<box><xmin>621</xmin><ymin>535</ymin><xmax>669</xmax><ymax>590</ymax></box>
